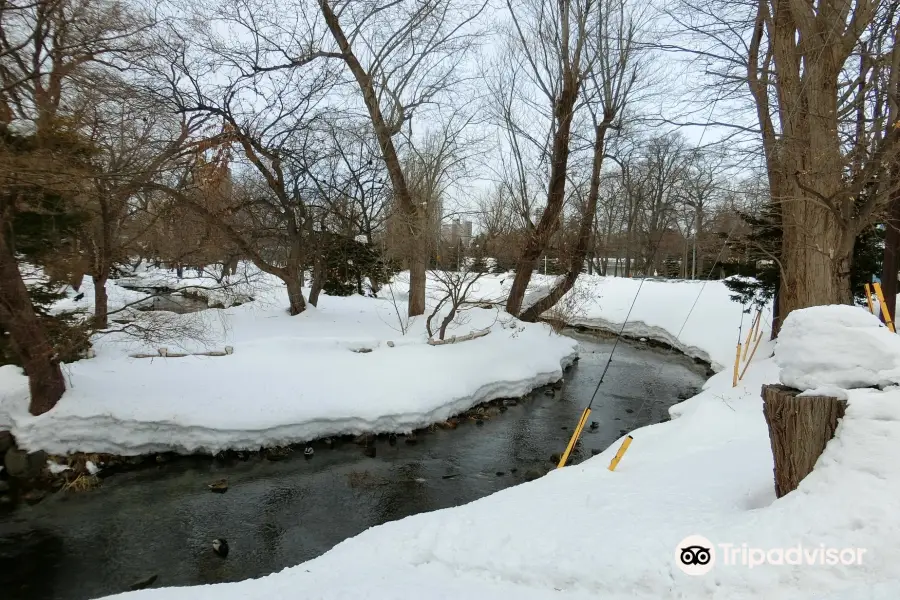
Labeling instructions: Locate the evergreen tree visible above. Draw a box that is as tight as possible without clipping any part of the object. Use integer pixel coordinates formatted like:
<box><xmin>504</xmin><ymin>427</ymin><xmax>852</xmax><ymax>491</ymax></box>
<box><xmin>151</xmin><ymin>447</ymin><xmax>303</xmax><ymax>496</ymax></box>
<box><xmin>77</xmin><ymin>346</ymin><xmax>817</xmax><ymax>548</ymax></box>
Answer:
<box><xmin>724</xmin><ymin>202</ymin><xmax>883</xmax><ymax>336</ymax></box>
<box><xmin>0</xmin><ymin>125</ymin><xmax>92</xmax><ymax>412</ymax></box>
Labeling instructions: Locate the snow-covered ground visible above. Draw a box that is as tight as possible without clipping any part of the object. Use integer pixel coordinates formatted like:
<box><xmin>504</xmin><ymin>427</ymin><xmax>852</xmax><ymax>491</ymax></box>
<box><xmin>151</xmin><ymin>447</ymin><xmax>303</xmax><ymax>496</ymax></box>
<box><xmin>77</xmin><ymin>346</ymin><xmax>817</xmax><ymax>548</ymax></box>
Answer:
<box><xmin>98</xmin><ymin>303</ymin><xmax>900</xmax><ymax>600</ymax></box>
<box><xmin>387</xmin><ymin>271</ymin><xmax>763</xmax><ymax>370</ymax></box>
<box><xmin>0</xmin><ymin>268</ymin><xmax>578</xmax><ymax>455</ymax></box>
<box><xmin>0</xmin><ymin>266</ymin><xmax>758</xmax><ymax>456</ymax></box>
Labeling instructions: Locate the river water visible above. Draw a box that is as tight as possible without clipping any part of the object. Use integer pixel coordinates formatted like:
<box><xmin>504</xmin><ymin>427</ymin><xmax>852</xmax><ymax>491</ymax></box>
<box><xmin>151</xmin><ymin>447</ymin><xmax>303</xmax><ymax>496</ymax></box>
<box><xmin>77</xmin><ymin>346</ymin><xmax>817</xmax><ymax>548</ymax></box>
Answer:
<box><xmin>0</xmin><ymin>331</ymin><xmax>707</xmax><ymax>600</ymax></box>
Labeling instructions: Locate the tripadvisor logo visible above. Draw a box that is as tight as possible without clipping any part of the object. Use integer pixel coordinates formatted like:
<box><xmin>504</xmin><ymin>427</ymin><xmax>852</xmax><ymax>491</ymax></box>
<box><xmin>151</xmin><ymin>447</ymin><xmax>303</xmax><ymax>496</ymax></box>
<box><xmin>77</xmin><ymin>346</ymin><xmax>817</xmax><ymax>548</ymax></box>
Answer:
<box><xmin>676</xmin><ymin>535</ymin><xmax>715</xmax><ymax>576</ymax></box>
<box><xmin>675</xmin><ymin>535</ymin><xmax>867</xmax><ymax>575</ymax></box>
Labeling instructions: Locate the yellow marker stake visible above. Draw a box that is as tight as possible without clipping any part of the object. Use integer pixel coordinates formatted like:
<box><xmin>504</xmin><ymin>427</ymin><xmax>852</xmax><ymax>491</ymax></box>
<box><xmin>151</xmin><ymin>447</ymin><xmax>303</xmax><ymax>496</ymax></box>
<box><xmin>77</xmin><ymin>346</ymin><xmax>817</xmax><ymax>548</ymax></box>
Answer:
<box><xmin>874</xmin><ymin>283</ymin><xmax>896</xmax><ymax>332</ymax></box>
<box><xmin>732</xmin><ymin>342</ymin><xmax>742</xmax><ymax>387</ymax></box>
<box><xmin>608</xmin><ymin>435</ymin><xmax>633</xmax><ymax>471</ymax></box>
<box><xmin>557</xmin><ymin>407</ymin><xmax>591</xmax><ymax>469</ymax></box>
<box><xmin>739</xmin><ymin>330</ymin><xmax>764</xmax><ymax>381</ymax></box>
<box><xmin>742</xmin><ymin>310</ymin><xmax>760</xmax><ymax>361</ymax></box>
<box><xmin>865</xmin><ymin>284</ymin><xmax>875</xmax><ymax>315</ymax></box>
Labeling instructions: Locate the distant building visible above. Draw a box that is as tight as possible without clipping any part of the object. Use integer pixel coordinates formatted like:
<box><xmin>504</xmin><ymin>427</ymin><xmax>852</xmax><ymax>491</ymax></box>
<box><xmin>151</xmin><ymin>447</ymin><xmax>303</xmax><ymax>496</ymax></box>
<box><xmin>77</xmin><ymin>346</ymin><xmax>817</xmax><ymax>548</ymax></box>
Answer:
<box><xmin>441</xmin><ymin>218</ymin><xmax>473</xmax><ymax>247</ymax></box>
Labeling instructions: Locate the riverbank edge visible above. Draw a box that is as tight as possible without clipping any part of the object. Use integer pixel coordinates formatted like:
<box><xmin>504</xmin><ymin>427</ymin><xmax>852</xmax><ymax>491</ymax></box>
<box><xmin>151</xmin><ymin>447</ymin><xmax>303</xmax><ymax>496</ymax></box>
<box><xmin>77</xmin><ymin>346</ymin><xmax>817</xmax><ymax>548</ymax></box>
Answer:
<box><xmin>547</xmin><ymin>320</ymin><xmax>716</xmax><ymax>377</ymax></box>
<box><xmin>0</xmin><ymin>351</ymin><xmax>581</xmax><ymax>509</ymax></box>
<box><xmin>0</xmin><ymin>316</ymin><xmax>718</xmax><ymax>509</ymax></box>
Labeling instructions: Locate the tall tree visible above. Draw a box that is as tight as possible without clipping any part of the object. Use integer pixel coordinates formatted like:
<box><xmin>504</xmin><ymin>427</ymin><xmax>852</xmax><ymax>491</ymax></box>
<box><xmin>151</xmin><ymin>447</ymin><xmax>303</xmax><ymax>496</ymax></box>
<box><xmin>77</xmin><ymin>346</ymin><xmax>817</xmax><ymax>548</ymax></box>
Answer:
<box><xmin>746</xmin><ymin>0</ymin><xmax>900</xmax><ymax>319</ymax></box>
<box><xmin>519</xmin><ymin>0</ymin><xmax>643</xmax><ymax>321</ymax></box>
<box><xmin>495</xmin><ymin>0</ymin><xmax>594</xmax><ymax>317</ymax></box>
<box><xmin>0</xmin><ymin>0</ymin><xmax>148</xmax><ymax>414</ymax></box>
<box><xmin>317</xmin><ymin>0</ymin><xmax>486</xmax><ymax>317</ymax></box>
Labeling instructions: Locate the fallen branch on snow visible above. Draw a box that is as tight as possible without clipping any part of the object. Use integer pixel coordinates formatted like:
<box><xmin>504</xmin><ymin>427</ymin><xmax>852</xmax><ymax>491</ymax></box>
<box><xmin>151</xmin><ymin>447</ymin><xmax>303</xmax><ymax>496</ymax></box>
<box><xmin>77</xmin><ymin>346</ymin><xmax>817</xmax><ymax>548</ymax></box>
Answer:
<box><xmin>427</xmin><ymin>329</ymin><xmax>491</xmax><ymax>346</ymax></box>
<box><xmin>129</xmin><ymin>346</ymin><xmax>234</xmax><ymax>358</ymax></box>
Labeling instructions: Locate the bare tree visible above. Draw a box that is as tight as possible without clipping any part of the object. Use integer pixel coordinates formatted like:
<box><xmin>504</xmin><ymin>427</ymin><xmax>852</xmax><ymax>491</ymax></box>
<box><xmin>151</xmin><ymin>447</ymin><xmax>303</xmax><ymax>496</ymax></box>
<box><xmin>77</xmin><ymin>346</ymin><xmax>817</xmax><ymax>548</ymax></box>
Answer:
<box><xmin>79</xmin><ymin>84</ymin><xmax>202</xmax><ymax>328</ymax></box>
<box><xmin>519</xmin><ymin>0</ymin><xmax>643</xmax><ymax>320</ymax></box>
<box><xmin>671</xmin><ymin>0</ymin><xmax>900</xmax><ymax>320</ymax></box>
<box><xmin>746</xmin><ymin>0</ymin><xmax>900</xmax><ymax>316</ymax></box>
<box><xmin>144</xmin><ymin>12</ymin><xmax>342</xmax><ymax>315</ymax></box>
<box><xmin>426</xmin><ymin>267</ymin><xmax>488</xmax><ymax>341</ymax></box>
<box><xmin>317</xmin><ymin>0</ymin><xmax>487</xmax><ymax>317</ymax></box>
<box><xmin>494</xmin><ymin>0</ymin><xmax>593</xmax><ymax>317</ymax></box>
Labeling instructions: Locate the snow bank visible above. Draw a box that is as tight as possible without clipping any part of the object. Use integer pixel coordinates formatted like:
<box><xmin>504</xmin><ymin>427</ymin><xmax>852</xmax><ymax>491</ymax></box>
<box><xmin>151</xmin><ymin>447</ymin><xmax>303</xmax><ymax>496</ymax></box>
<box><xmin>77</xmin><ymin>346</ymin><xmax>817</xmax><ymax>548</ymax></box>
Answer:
<box><xmin>0</xmin><ymin>271</ymin><xmax>577</xmax><ymax>455</ymax></box>
<box><xmin>114</xmin><ymin>262</ymin><xmax>263</xmax><ymax>308</ymax></box>
<box><xmin>396</xmin><ymin>272</ymin><xmax>768</xmax><ymax>371</ymax></box>
<box><xmin>775</xmin><ymin>304</ymin><xmax>900</xmax><ymax>391</ymax></box>
<box><xmin>1</xmin><ymin>266</ymin><xmax>766</xmax><ymax>454</ymax></box>
<box><xmin>95</xmin><ymin>304</ymin><xmax>900</xmax><ymax>599</ymax></box>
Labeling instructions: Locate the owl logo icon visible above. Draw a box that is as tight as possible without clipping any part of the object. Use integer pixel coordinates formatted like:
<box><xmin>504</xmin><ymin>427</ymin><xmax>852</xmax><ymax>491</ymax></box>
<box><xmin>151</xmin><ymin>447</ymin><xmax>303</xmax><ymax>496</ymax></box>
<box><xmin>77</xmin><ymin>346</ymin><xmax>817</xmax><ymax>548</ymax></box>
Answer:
<box><xmin>676</xmin><ymin>535</ymin><xmax>716</xmax><ymax>575</ymax></box>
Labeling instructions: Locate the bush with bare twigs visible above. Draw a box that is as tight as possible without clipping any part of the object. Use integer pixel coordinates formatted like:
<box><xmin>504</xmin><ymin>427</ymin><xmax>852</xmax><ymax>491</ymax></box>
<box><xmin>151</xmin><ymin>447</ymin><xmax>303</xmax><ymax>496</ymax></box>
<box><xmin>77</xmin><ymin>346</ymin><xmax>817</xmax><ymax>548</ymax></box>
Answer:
<box><xmin>425</xmin><ymin>267</ymin><xmax>495</xmax><ymax>342</ymax></box>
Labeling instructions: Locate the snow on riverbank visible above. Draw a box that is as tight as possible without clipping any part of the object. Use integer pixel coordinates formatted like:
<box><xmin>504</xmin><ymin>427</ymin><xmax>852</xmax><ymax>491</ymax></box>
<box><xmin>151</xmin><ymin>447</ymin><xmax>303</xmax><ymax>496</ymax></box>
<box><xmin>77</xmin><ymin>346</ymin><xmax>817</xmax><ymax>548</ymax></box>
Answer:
<box><xmin>1</xmin><ymin>266</ymin><xmax>764</xmax><ymax>455</ymax></box>
<box><xmin>391</xmin><ymin>271</ymin><xmax>770</xmax><ymax>370</ymax></box>
<box><xmin>99</xmin><ymin>304</ymin><xmax>900</xmax><ymax>600</ymax></box>
<box><xmin>0</xmin><ymin>270</ymin><xmax>577</xmax><ymax>455</ymax></box>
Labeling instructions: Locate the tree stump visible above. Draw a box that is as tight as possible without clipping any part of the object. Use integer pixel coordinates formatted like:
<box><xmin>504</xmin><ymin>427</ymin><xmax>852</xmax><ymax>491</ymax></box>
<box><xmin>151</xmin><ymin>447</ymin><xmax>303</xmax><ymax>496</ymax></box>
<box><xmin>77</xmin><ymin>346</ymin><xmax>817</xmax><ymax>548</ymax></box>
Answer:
<box><xmin>761</xmin><ymin>384</ymin><xmax>847</xmax><ymax>498</ymax></box>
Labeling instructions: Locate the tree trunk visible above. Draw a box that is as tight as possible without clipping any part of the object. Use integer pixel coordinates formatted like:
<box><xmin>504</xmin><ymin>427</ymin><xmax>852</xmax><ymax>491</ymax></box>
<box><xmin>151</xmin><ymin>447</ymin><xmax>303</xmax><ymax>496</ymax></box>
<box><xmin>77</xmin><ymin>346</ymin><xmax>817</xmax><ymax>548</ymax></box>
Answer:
<box><xmin>771</xmin><ymin>277</ymin><xmax>782</xmax><ymax>340</ymax></box>
<box><xmin>318</xmin><ymin>0</ymin><xmax>425</xmax><ymax>318</ymax></box>
<box><xmin>408</xmin><ymin>240</ymin><xmax>427</xmax><ymax>316</ymax></box>
<box><xmin>505</xmin><ymin>77</ymin><xmax>580</xmax><ymax>316</ymax></box>
<box><xmin>285</xmin><ymin>275</ymin><xmax>306</xmax><ymax>315</ymax></box>
<box><xmin>519</xmin><ymin>121</ymin><xmax>609</xmax><ymax>322</ymax></box>
<box><xmin>881</xmin><ymin>173</ymin><xmax>900</xmax><ymax>324</ymax></box>
<box><xmin>309</xmin><ymin>256</ymin><xmax>325</xmax><ymax>308</ymax></box>
<box><xmin>780</xmin><ymin>200</ymin><xmax>853</xmax><ymax>317</ymax></box>
<box><xmin>0</xmin><ymin>218</ymin><xmax>66</xmax><ymax>416</ymax></box>
<box><xmin>761</xmin><ymin>384</ymin><xmax>846</xmax><ymax>498</ymax></box>
<box><xmin>93</xmin><ymin>273</ymin><xmax>109</xmax><ymax>329</ymax></box>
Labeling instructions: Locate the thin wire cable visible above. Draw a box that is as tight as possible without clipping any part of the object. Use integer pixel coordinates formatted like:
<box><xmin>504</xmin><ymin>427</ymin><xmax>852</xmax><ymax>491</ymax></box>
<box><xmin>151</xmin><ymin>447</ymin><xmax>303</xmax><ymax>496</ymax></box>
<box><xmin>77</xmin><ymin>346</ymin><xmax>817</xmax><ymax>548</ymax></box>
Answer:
<box><xmin>583</xmin><ymin>25</ymin><xmax>831</xmax><ymax>447</ymax></box>
<box><xmin>617</xmin><ymin>220</ymin><xmax>744</xmax><ymax>435</ymax></box>
<box><xmin>581</xmin><ymin>89</ymin><xmax>723</xmax><ymax>412</ymax></box>
<box><xmin>583</xmin><ymin>218</ymin><xmax>680</xmax><ymax>410</ymax></box>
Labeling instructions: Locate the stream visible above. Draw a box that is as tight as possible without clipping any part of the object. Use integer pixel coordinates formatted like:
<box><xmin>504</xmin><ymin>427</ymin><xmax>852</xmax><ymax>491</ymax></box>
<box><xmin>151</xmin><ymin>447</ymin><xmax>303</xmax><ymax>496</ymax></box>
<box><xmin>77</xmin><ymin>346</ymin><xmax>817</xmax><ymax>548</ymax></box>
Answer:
<box><xmin>0</xmin><ymin>331</ymin><xmax>707</xmax><ymax>600</ymax></box>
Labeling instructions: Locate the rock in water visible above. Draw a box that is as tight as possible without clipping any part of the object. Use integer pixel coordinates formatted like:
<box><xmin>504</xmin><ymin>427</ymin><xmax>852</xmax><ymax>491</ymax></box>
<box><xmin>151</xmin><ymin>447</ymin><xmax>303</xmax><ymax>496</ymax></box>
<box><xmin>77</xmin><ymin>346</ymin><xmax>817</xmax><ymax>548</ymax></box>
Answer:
<box><xmin>355</xmin><ymin>433</ymin><xmax>376</xmax><ymax>445</ymax></box>
<box><xmin>208</xmin><ymin>479</ymin><xmax>228</xmax><ymax>493</ymax></box>
<box><xmin>23</xmin><ymin>489</ymin><xmax>47</xmax><ymax>505</ymax></box>
<box><xmin>524</xmin><ymin>468</ymin><xmax>544</xmax><ymax>482</ymax></box>
<box><xmin>129</xmin><ymin>574</ymin><xmax>158</xmax><ymax>591</ymax></box>
<box><xmin>4</xmin><ymin>449</ymin><xmax>47</xmax><ymax>479</ymax></box>
<box><xmin>0</xmin><ymin>431</ymin><xmax>14</xmax><ymax>454</ymax></box>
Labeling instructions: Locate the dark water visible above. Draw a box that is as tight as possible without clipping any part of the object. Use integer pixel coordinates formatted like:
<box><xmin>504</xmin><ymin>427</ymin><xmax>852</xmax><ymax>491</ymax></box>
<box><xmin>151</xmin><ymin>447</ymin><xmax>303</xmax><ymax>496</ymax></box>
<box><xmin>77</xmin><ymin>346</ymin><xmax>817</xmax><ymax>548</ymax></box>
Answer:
<box><xmin>0</xmin><ymin>332</ymin><xmax>706</xmax><ymax>600</ymax></box>
<box><xmin>135</xmin><ymin>294</ymin><xmax>210</xmax><ymax>314</ymax></box>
